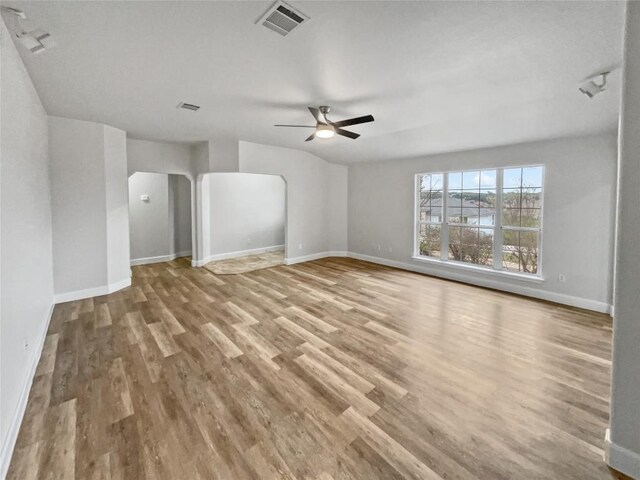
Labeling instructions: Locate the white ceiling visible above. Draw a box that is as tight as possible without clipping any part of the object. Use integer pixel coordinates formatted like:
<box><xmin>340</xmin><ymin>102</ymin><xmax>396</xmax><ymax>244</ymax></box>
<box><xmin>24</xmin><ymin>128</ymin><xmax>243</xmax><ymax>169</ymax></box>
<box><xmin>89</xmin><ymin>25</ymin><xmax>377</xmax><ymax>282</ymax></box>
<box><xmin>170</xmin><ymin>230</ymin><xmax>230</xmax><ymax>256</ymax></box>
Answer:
<box><xmin>3</xmin><ymin>1</ymin><xmax>625</xmax><ymax>164</ymax></box>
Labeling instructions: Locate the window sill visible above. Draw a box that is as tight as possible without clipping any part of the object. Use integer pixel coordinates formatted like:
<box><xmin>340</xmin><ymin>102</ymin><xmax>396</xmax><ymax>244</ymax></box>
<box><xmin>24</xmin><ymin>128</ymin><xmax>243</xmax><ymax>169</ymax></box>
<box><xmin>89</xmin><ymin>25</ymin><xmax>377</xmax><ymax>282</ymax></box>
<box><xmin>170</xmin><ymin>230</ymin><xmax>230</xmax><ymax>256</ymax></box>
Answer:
<box><xmin>410</xmin><ymin>255</ymin><xmax>545</xmax><ymax>283</ymax></box>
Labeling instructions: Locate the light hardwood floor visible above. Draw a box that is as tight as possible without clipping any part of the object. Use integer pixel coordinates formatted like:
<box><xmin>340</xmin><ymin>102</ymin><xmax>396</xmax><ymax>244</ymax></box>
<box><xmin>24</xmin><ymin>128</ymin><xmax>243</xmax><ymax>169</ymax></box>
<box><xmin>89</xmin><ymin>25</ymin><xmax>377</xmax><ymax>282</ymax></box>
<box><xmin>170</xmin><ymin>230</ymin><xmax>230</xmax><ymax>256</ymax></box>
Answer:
<box><xmin>204</xmin><ymin>251</ymin><xmax>285</xmax><ymax>275</ymax></box>
<box><xmin>7</xmin><ymin>257</ymin><xmax>628</xmax><ymax>479</ymax></box>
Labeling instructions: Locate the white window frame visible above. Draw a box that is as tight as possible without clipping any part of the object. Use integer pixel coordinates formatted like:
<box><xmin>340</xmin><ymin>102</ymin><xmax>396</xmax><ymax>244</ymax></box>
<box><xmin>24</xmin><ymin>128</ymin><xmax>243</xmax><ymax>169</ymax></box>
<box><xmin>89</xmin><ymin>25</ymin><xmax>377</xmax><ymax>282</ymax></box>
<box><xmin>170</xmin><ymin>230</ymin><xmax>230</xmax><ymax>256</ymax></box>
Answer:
<box><xmin>413</xmin><ymin>165</ymin><xmax>545</xmax><ymax>280</ymax></box>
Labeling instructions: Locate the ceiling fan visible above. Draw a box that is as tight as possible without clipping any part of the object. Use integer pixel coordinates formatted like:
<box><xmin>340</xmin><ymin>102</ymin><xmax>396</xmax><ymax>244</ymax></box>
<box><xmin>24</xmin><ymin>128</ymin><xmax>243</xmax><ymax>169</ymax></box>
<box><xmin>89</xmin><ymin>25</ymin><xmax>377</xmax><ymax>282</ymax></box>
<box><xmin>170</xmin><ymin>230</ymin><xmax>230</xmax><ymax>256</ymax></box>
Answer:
<box><xmin>275</xmin><ymin>106</ymin><xmax>374</xmax><ymax>141</ymax></box>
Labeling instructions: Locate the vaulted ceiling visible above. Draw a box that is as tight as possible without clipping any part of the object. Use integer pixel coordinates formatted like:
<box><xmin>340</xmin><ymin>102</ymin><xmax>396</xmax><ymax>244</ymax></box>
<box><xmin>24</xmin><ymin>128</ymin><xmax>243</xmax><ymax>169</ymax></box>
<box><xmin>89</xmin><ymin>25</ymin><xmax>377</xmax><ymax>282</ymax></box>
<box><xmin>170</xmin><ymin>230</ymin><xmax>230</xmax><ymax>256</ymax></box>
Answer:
<box><xmin>3</xmin><ymin>1</ymin><xmax>625</xmax><ymax>164</ymax></box>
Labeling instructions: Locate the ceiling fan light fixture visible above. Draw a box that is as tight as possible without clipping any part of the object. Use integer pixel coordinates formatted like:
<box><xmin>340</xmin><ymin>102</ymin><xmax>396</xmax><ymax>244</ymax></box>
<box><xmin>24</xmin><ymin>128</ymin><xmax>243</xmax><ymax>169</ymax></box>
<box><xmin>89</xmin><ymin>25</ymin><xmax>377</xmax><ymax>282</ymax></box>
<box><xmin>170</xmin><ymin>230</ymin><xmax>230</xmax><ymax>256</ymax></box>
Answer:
<box><xmin>316</xmin><ymin>124</ymin><xmax>335</xmax><ymax>139</ymax></box>
<box><xmin>274</xmin><ymin>105</ymin><xmax>374</xmax><ymax>141</ymax></box>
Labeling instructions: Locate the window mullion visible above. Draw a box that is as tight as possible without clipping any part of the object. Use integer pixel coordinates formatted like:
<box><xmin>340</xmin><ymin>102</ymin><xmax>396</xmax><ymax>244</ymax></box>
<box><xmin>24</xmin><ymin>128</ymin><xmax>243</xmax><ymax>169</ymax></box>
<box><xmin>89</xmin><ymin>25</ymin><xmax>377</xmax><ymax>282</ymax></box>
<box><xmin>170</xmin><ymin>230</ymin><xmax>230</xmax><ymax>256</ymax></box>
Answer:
<box><xmin>493</xmin><ymin>168</ymin><xmax>503</xmax><ymax>270</ymax></box>
<box><xmin>441</xmin><ymin>173</ymin><xmax>449</xmax><ymax>261</ymax></box>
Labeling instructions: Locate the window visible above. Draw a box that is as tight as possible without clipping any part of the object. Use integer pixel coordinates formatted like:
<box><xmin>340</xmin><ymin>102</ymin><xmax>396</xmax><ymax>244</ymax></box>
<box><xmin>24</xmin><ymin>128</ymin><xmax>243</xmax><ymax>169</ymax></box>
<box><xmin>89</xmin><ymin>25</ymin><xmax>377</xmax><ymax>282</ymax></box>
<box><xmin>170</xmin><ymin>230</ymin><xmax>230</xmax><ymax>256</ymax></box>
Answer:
<box><xmin>416</xmin><ymin>165</ymin><xmax>544</xmax><ymax>276</ymax></box>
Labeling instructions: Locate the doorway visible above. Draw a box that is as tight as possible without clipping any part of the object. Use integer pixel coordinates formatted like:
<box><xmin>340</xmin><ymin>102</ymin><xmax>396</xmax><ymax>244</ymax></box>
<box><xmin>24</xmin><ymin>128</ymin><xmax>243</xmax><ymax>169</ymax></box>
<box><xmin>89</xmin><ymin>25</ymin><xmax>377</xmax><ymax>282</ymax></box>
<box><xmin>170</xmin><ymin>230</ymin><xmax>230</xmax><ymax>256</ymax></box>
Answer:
<box><xmin>128</xmin><ymin>172</ymin><xmax>193</xmax><ymax>265</ymax></box>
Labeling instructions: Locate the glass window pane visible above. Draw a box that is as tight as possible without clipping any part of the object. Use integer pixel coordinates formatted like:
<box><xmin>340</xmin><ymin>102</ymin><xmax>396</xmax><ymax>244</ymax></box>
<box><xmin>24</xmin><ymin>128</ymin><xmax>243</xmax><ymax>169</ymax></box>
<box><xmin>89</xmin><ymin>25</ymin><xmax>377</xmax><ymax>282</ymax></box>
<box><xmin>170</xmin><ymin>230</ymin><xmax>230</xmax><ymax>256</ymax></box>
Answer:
<box><xmin>462</xmin><ymin>191</ymin><xmax>480</xmax><ymax>204</ymax></box>
<box><xmin>502</xmin><ymin>208</ymin><xmax>521</xmax><ymax>227</ymax></box>
<box><xmin>479</xmin><ymin>170</ymin><xmax>497</xmax><ymax>190</ymax></box>
<box><xmin>519</xmin><ymin>231</ymin><xmax>539</xmax><ymax>274</ymax></box>
<box><xmin>460</xmin><ymin>227</ymin><xmax>479</xmax><ymax>246</ymax></box>
<box><xmin>419</xmin><ymin>224</ymin><xmax>441</xmax><ymax>258</ymax></box>
<box><xmin>520</xmin><ymin>208</ymin><xmax>541</xmax><ymax>228</ymax></box>
<box><xmin>479</xmin><ymin>189</ymin><xmax>496</xmax><ymax>226</ymax></box>
<box><xmin>502</xmin><ymin>230</ymin><xmax>521</xmax><ymax>272</ymax></box>
<box><xmin>503</xmin><ymin>168</ymin><xmax>522</xmax><ymax>188</ymax></box>
<box><xmin>452</xmin><ymin>227</ymin><xmax>495</xmax><ymax>266</ymax></box>
<box><xmin>478</xmin><ymin>228</ymin><xmax>494</xmax><ymax>266</ymax></box>
<box><xmin>419</xmin><ymin>173</ymin><xmax>442</xmax><ymax>224</ymax></box>
<box><xmin>502</xmin><ymin>188</ymin><xmax>522</xmax><ymax>209</ymax></box>
<box><xmin>448</xmin><ymin>226</ymin><xmax>462</xmax><ymax>245</ymax></box>
<box><xmin>431</xmin><ymin>173</ymin><xmax>443</xmax><ymax>191</ymax></box>
<box><xmin>460</xmin><ymin>191</ymin><xmax>480</xmax><ymax>225</ymax></box>
<box><xmin>430</xmin><ymin>197</ymin><xmax>442</xmax><ymax>221</ymax></box>
<box><xmin>461</xmin><ymin>243</ymin><xmax>478</xmax><ymax>262</ymax></box>
<box><xmin>521</xmin><ymin>188</ymin><xmax>542</xmax><ymax>208</ymax></box>
<box><xmin>502</xmin><ymin>229</ymin><xmax>539</xmax><ymax>274</ymax></box>
<box><xmin>448</xmin><ymin>225</ymin><xmax>462</xmax><ymax>262</ymax></box>
<box><xmin>418</xmin><ymin>166</ymin><xmax>542</xmax><ymax>276</ymax></box>
<box><xmin>448</xmin><ymin>172</ymin><xmax>462</xmax><ymax>190</ymax></box>
<box><xmin>522</xmin><ymin>166</ymin><xmax>543</xmax><ymax>188</ymax></box>
<box><xmin>447</xmin><ymin>191</ymin><xmax>463</xmax><ymax>223</ymax></box>
<box><xmin>419</xmin><ymin>174</ymin><xmax>430</xmax><ymax>191</ymax></box>
<box><xmin>462</xmin><ymin>170</ymin><xmax>480</xmax><ymax>190</ymax></box>
<box><xmin>480</xmin><ymin>189</ymin><xmax>496</xmax><ymax>206</ymax></box>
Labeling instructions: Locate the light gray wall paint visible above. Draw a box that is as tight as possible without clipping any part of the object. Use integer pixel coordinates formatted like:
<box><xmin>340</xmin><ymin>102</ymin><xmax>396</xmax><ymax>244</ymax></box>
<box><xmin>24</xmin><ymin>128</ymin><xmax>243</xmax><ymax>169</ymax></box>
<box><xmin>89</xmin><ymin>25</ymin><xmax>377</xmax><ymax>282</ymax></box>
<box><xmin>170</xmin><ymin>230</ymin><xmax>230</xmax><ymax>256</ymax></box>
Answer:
<box><xmin>104</xmin><ymin>125</ymin><xmax>130</xmax><ymax>285</ymax></box>
<box><xmin>327</xmin><ymin>163</ymin><xmax>349</xmax><ymax>252</ymax></box>
<box><xmin>239</xmin><ymin>141</ymin><xmax>349</xmax><ymax>260</ymax></box>
<box><xmin>204</xmin><ymin>173</ymin><xmax>285</xmax><ymax>256</ymax></box>
<box><xmin>127</xmin><ymin>138</ymin><xmax>194</xmax><ymax>179</ymax></box>
<box><xmin>348</xmin><ymin>133</ymin><xmax>617</xmax><ymax>310</ymax></box>
<box><xmin>49</xmin><ymin>116</ymin><xmax>130</xmax><ymax>295</ymax></box>
<box><xmin>49</xmin><ymin>116</ymin><xmax>109</xmax><ymax>293</ymax></box>
<box><xmin>128</xmin><ymin>173</ymin><xmax>192</xmax><ymax>261</ymax></box>
<box><xmin>192</xmin><ymin>141</ymin><xmax>209</xmax><ymax>176</ymax></box>
<box><xmin>609</xmin><ymin>1</ymin><xmax>640</xmax><ymax>477</ymax></box>
<box><xmin>0</xmin><ymin>19</ymin><xmax>54</xmax><ymax>473</ymax></box>
<box><xmin>172</xmin><ymin>175</ymin><xmax>193</xmax><ymax>255</ymax></box>
<box><xmin>207</xmin><ymin>135</ymin><xmax>239</xmax><ymax>173</ymax></box>
<box><xmin>128</xmin><ymin>173</ymin><xmax>170</xmax><ymax>260</ymax></box>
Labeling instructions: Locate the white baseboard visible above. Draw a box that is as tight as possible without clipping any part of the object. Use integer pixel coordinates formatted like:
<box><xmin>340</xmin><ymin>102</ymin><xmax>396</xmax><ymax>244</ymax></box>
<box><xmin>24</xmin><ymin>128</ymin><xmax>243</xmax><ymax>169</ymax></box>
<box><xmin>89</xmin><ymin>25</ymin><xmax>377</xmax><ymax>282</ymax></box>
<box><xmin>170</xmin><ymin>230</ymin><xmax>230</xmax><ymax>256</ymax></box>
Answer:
<box><xmin>130</xmin><ymin>250</ymin><xmax>192</xmax><ymax>266</ymax></box>
<box><xmin>0</xmin><ymin>302</ymin><xmax>54</xmax><ymax>479</ymax></box>
<box><xmin>347</xmin><ymin>252</ymin><xmax>613</xmax><ymax>314</ymax></box>
<box><xmin>605</xmin><ymin>428</ymin><xmax>640</xmax><ymax>479</ymax></box>
<box><xmin>192</xmin><ymin>245</ymin><xmax>285</xmax><ymax>267</ymax></box>
<box><xmin>284</xmin><ymin>251</ymin><xmax>348</xmax><ymax>265</ymax></box>
<box><xmin>53</xmin><ymin>277</ymin><xmax>132</xmax><ymax>304</ymax></box>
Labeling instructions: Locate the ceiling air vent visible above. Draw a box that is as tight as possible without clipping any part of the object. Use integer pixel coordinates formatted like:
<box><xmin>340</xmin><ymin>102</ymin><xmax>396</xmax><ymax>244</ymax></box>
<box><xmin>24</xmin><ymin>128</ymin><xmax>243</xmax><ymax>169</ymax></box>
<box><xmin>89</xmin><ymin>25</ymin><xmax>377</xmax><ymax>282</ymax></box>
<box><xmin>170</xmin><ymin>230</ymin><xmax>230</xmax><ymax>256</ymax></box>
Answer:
<box><xmin>177</xmin><ymin>102</ymin><xmax>200</xmax><ymax>112</ymax></box>
<box><xmin>258</xmin><ymin>1</ymin><xmax>308</xmax><ymax>37</ymax></box>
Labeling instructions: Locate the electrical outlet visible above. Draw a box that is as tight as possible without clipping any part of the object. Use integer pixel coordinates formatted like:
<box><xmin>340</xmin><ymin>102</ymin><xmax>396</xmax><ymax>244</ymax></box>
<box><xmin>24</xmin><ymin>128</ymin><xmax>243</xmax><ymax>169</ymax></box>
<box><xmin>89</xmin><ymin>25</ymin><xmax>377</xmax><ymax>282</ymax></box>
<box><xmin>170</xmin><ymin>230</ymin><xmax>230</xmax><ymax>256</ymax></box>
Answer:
<box><xmin>558</xmin><ymin>274</ymin><xmax>566</xmax><ymax>283</ymax></box>
<box><xmin>24</xmin><ymin>340</ymin><xmax>29</xmax><ymax>351</ymax></box>
<box><xmin>298</xmin><ymin>243</ymin><xmax>303</xmax><ymax>250</ymax></box>
<box><xmin>388</xmin><ymin>246</ymin><xmax>393</xmax><ymax>253</ymax></box>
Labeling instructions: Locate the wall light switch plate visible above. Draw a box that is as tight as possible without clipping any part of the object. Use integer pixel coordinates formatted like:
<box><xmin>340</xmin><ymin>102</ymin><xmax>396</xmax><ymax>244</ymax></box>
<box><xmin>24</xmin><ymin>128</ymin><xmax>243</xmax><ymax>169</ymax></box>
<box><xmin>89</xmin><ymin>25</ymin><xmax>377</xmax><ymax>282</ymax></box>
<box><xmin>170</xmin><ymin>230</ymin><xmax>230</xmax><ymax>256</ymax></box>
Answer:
<box><xmin>140</xmin><ymin>194</ymin><xmax>150</xmax><ymax>202</ymax></box>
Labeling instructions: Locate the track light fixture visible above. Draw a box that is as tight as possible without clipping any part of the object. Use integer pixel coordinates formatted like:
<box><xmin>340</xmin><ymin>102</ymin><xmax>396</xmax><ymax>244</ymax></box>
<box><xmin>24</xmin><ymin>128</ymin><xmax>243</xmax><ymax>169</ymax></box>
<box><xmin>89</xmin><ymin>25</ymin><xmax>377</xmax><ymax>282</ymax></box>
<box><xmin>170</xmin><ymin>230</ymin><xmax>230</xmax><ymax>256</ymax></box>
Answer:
<box><xmin>1</xmin><ymin>6</ymin><xmax>56</xmax><ymax>54</ymax></box>
<box><xmin>579</xmin><ymin>72</ymin><xmax>609</xmax><ymax>99</ymax></box>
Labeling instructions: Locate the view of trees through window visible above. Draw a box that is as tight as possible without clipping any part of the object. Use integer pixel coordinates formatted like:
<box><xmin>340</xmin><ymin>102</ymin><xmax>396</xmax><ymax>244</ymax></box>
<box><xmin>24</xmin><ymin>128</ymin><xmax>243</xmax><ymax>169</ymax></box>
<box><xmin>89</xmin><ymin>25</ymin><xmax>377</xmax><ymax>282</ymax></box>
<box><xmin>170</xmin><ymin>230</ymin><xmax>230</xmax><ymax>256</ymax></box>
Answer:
<box><xmin>417</xmin><ymin>166</ymin><xmax>543</xmax><ymax>275</ymax></box>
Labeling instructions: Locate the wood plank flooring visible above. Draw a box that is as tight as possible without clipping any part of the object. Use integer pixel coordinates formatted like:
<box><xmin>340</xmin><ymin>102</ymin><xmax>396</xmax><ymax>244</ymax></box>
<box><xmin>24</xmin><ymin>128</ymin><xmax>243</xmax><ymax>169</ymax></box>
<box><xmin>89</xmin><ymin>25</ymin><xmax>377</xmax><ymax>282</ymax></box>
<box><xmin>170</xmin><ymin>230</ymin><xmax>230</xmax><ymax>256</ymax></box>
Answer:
<box><xmin>7</xmin><ymin>257</ymin><xmax>628</xmax><ymax>479</ymax></box>
<box><xmin>204</xmin><ymin>251</ymin><xmax>285</xmax><ymax>275</ymax></box>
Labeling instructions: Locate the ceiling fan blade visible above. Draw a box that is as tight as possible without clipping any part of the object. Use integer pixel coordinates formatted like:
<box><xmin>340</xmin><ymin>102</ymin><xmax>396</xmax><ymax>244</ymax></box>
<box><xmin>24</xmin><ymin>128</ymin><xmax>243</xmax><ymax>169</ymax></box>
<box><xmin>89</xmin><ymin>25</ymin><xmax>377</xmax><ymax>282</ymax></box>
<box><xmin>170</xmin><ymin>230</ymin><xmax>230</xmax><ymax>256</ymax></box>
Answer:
<box><xmin>274</xmin><ymin>124</ymin><xmax>317</xmax><ymax>128</ymax></box>
<box><xmin>308</xmin><ymin>107</ymin><xmax>326</xmax><ymax>124</ymax></box>
<box><xmin>331</xmin><ymin>115</ymin><xmax>374</xmax><ymax>129</ymax></box>
<box><xmin>335</xmin><ymin>128</ymin><xmax>360</xmax><ymax>140</ymax></box>
<box><xmin>305</xmin><ymin>132</ymin><xmax>316</xmax><ymax>142</ymax></box>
